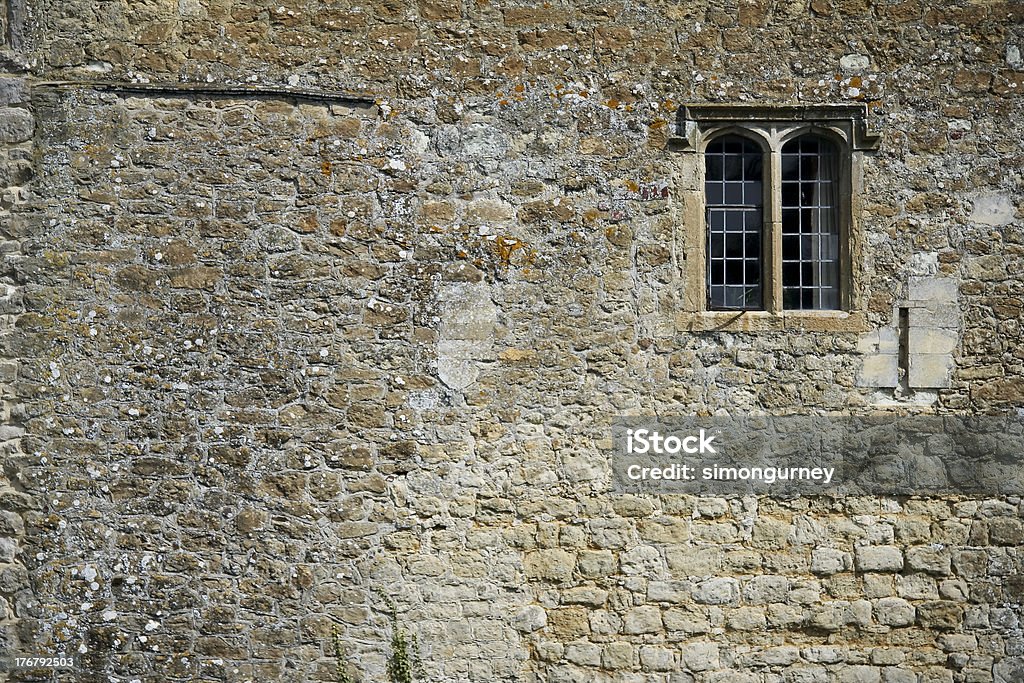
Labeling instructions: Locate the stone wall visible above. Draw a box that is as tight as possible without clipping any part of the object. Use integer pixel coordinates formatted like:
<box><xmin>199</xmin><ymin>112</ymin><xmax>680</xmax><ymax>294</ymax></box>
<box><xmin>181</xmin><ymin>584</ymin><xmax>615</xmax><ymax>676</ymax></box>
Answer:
<box><xmin>1</xmin><ymin>0</ymin><xmax>1023</xmax><ymax>681</ymax></box>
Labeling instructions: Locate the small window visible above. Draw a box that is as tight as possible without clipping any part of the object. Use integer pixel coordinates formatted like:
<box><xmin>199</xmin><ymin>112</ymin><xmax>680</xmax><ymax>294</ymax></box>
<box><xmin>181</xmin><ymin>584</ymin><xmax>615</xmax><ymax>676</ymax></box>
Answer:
<box><xmin>678</xmin><ymin>104</ymin><xmax>879</xmax><ymax>320</ymax></box>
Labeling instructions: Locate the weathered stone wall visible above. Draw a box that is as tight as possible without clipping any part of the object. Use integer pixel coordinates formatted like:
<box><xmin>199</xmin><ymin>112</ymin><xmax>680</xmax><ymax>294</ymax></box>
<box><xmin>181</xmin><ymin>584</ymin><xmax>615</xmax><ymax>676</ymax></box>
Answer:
<box><xmin>1</xmin><ymin>0</ymin><xmax>1024</xmax><ymax>681</ymax></box>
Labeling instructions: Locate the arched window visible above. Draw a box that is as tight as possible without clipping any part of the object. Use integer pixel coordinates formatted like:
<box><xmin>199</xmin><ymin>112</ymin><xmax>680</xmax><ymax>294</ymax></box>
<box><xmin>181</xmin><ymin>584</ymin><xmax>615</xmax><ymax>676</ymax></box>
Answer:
<box><xmin>705</xmin><ymin>135</ymin><xmax>764</xmax><ymax>310</ymax></box>
<box><xmin>781</xmin><ymin>135</ymin><xmax>840</xmax><ymax>310</ymax></box>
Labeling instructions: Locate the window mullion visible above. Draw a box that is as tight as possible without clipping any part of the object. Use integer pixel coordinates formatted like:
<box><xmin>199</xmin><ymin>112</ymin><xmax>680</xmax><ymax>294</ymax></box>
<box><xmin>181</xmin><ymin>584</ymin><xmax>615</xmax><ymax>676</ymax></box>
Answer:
<box><xmin>767</xmin><ymin>147</ymin><xmax>783</xmax><ymax>314</ymax></box>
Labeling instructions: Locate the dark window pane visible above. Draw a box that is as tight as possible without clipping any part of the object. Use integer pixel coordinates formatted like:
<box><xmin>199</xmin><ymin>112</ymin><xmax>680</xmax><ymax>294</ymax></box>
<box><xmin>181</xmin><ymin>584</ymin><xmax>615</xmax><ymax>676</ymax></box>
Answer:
<box><xmin>782</xmin><ymin>209</ymin><xmax>800</xmax><ymax>233</ymax></box>
<box><xmin>744</xmin><ymin>155</ymin><xmax>763</xmax><ymax>180</ymax></box>
<box><xmin>745</xmin><ymin>260</ymin><xmax>760</xmax><ymax>284</ymax></box>
<box><xmin>706</xmin><ymin>154</ymin><xmax>723</xmax><ymax>180</ymax></box>
<box><xmin>725</xmin><ymin>211</ymin><xmax>746</xmax><ymax>232</ymax></box>
<box><xmin>745</xmin><ymin>181</ymin><xmax>762</xmax><ymax>204</ymax></box>
<box><xmin>706</xmin><ymin>183</ymin><xmax>723</xmax><ymax>205</ymax></box>
<box><xmin>726</xmin><ymin>260</ymin><xmax>743</xmax><ymax>283</ymax></box>
<box><xmin>783</xmin><ymin>289</ymin><xmax>800</xmax><ymax>309</ymax></box>
<box><xmin>782</xmin><ymin>235</ymin><xmax>799</xmax><ymax>260</ymax></box>
<box><xmin>710</xmin><ymin>234</ymin><xmax>724</xmax><ymax>258</ymax></box>
<box><xmin>783</xmin><ymin>262</ymin><xmax>800</xmax><ymax>286</ymax></box>
<box><xmin>782</xmin><ymin>182</ymin><xmax>799</xmax><ymax>206</ymax></box>
<box><xmin>725</xmin><ymin>234</ymin><xmax>743</xmax><ymax>258</ymax></box>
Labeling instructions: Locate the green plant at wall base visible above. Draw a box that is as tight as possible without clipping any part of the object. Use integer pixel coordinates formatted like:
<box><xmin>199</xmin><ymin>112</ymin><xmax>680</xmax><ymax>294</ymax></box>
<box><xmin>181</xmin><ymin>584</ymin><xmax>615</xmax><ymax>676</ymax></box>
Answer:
<box><xmin>332</xmin><ymin>626</ymin><xmax>356</xmax><ymax>683</ymax></box>
<box><xmin>380</xmin><ymin>595</ymin><xmax>424</xmax><ymax>683</ymax></box>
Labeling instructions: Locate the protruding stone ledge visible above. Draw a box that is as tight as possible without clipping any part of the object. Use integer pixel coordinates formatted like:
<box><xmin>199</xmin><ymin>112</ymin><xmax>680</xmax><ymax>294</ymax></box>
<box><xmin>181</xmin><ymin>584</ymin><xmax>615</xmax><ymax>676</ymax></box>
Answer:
<box><xmin>31</xmin><ymin>80</ymin><xmax>378</xmax><ymax>108</ymax></box>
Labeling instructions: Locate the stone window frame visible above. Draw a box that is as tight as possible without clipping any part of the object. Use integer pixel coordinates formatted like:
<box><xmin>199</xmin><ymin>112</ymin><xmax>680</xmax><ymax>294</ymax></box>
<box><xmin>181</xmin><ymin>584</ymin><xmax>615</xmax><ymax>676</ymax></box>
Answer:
<box><xmin>669</xmin><ymin>104</ymin><xmax>880</xmax><ymax>332</ymax></box>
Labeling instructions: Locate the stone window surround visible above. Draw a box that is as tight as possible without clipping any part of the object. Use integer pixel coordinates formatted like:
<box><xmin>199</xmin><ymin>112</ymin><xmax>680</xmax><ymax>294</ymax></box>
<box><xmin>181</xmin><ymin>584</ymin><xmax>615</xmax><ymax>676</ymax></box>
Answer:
<box><xmin>669</xmin><ymin>104</ymin><xmax>880</xmax><ymax>333</ymax></box>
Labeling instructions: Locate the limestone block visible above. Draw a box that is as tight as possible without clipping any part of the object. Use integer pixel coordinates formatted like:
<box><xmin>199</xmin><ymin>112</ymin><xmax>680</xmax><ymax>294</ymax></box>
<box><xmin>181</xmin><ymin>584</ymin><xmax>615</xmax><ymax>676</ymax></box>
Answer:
<box><xmin>855</xmin><ymin>546</ymin><xmax>904</xmax><ymax>572</ymax></box>
<box><xmin>812</xmin><ymin>548</ymin><xmax>852</xmax><ymax>574</ymax></box>
<box><xmin>908</xmin><ymin>276</ymin><xmax>958</xmax><ymax>305</ymax></box>
<box><xmin>523</xmin><ymin>549</ymin><xmax>576</xmax><ymax>581</ymax></box>
<box><xmin>648</xmin><ymin>580</ymin><xmax>692</xmax><ymax>604</ymax></box>
<box><xmin>994</xmin><ymin>657</ymin><xmax>1024</xmax><ymax>683</ymax></box>
<box><xmin>639</xmin><ymin>645</ymin><xmax>675</xmax><ymax>671</ymax></box>
<box><xmin>512</xmin><ymin>605</ymin><xmax>546</xmax><ymax>633</ymax></box>
<box><xmin>906</xmin><ymin>546</ymin><xmax>952</xmax><ymax>575</ymax></box>
<box><xmin>839</xmin><ymin>665</ymin><xmax>881</xmax><ymax>683</ymax></box>
<box><xmin>564</xmin><ymin>641</ymin><xmax>601</xmax><ymax>666</ymax></box>
<box><xmin>0</xmin><ymin>108</ymin><xmax>33</xmax><ymax>143</ymax></box>
<box><xmin>908</xmin><ymin>327</ymin><xmax>958</xmax><ymax>355</ymax></box>
<box><xmin>970</xmin><ymin>193</ymin><xmax>1016</xmax><ymax>226</ymax></box>
<box><xmin>602</xmin><ymin>642</ymin><xmax>634</xmax><ymax>669</ymax></box>
<box><xmin>436</xmin><ymin>282</ymin><xmax>497</xmax><ymax>390</ymax></box>
<box><xmin>909</xmin><ymin>353</ymin><xmax>953</xmax><ymax>389</ymax></box>
<box><xmin>693</xmin><ymin>577</ymin><xmax>739</xmax><ymax>605</ymax></box>
<box><xmin>743</xmin><ymin>575</ymin><xmax>790</xmax><ymax>604</ymax></box>
<box><xmin>916</xmin><ymin>601</ymin><xmax>963</xmax><ymax>630</ymax></box>
<box><xmin>875</xmin><ymin>597</ymin><xmax>915</xmax><ymax>626</ymax></box>
<box><xmin>663</xmin><ymin>606</ymin><xmax>711</xmax><ymax>633</ymax></box>
<box><xmin>679</xmin><ymin>641</ymin><xmax>720</xmax><ymax>671</ymax></box>
<box><xmin>882</xmin><ymin>669</ymin><xmax>917</xmax><ymax>683</ymax></box>
<box><xmin>727</xmin><ymin>606</ymin><xmax>767</xmax><ymax>630</ymax></box>
<box><xmin>858</xmin><ymin>354</ymin><xmax>898</xmax><ymax>388</ymax></box>
<box><xmin>622</xmin><ymin>606</ymin><xmax>662</xmax><ymax>634</ymax></box>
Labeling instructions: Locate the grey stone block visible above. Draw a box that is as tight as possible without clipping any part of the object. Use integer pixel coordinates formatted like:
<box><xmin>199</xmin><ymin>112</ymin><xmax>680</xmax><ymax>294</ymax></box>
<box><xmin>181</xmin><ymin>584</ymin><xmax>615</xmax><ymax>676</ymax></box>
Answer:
<box><xmin>855</xmin><ymin>546</ymin><xmax>904</xmax><ymax>572</ymax></box>
<box><xmin>0</xmin><ymin>108</ymin><xmax>33</xmax><ymax>143</ymax></box>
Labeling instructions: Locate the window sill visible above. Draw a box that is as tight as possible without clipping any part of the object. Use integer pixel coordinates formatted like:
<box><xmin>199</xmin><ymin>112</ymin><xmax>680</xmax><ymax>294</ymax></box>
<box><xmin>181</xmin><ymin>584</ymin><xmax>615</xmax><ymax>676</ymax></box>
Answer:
<box><xmin>675</xmin><ymin>309</ymin><xmax>868</xmax><ymax>333</ymax></box>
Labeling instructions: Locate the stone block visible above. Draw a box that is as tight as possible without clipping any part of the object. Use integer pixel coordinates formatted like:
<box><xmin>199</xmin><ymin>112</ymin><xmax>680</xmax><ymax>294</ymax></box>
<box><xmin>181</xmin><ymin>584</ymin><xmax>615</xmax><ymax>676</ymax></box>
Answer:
<box><xmin>679</xmin><ymin>642</ymin><xmax>719</xmax><ymax>671</ymax></box>
<box><xmin>858</xmin><ymin>354</ymin><xmax>898</xmax><ymax>388</ymax></box>
<box><xmin>0</xmin><ymin>79</ymin><xmax>26</xmax><ymax>105</ymax></box>
<box><xmin>622</xmin><ymin>606</ymin><xmax>662</xmax><ymax>634</ymax></box>
<box><xmin>882</xmin><ymin>669</ymin><xmax>917</xmax><ymax>683</ymax></box>
<box><xmin>0</xmin><ymin>108</ymin><xmax>33</xmax><ymax>143</ymax></box>
<box><xmin>743</xmin><ymin>575</ymin><xmax>790</xmax><ymax>603</ymax></box>
<box><xmin>909</xmin><ymin>353</ymin><xmax>953</xmax><ymax>389</ymax></box>
<box><xmin>906</xmin><ymin>546</ymin><xmax>952</xmax><ymax>575</ymax></box>
<box><xmin>693</xmin><ymin>577</ymin><xmax>739</xmax><ymax>605</ymax></box>
<box><xmin>856</xmin><ymin>545</ymin><xmax>904</xmax><ymax>573</ymax></box>
<box><xmin>839</xmin><ymin>665</ymin><xmax>881</xmax><ymax>683</ymax></box>
<box><xmin>663</xmin><ymin>606</ymin><xmax>711</xmax><ymax>633</ymax></box>
<box><xmin>970</xmin><ymin>193</ymin><xmax>1016</xmax><ymax>226</ymax></box>
<box><xmin>908</xmin><ymin>327</ymin><xmax>958</xmax><ymax>355</ymax></box>
<box><xmin>512</xmin><ymin>605</ymin><xmax>546</xmax><ymax>633</ymax></box>
<box><xmin>602</xmin><ymin>642</ymin><xmax>634</xmax><ymax>669</ymax></box>
<box><xmin>916</xmin><ymin>601</ymin><xmax>963</xmax><ymax>630</ymax></box>
<box><xmin>812</xmin><ymin>548</ymin><xmax>852</xmax><ymax>575</ymax></box>
<box><xmin>994</xmin><ymin>658</ymin><xmax>1024</xmax><ymax>683</ymax></box>
<box><xmin>875</xmin><ymin>597</ymin><xmax>915</xmax><ymax>626</ymax></box>
<box><xmin>727</xmin><ymin>606</ymin><xmax>767</xmax><ymax>631</ymax></box>
<box><xmin>908</xmin><ymin>276</ymin><xmax>959</xmax><ymax>304</ymax></box>
<box><xmin>564</xmin><ymin>641</ymin><xmax>601</xmax><ymax>666</ymax></box>
<box><xmin>639</xmin><ymin>645</ymin><xmax>675</xmax><ymax>671</ymax></box>
<box><xmin>523</xmin><ymin>549</ymin><xmax>576</xmax><ymax>581</ymax></box>
<box><xmin>577</xmin><ymin>550</ymin><xmax>615</xmax><ymax>578</ymax></box>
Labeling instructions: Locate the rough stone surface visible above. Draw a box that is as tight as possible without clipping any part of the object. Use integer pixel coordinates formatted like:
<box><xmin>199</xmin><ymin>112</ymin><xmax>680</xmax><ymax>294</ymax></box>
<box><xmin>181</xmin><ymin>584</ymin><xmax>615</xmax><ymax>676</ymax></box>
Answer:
<box><xmin>0</xmin><ymin>0</ymin><xmax>1021</xmax><ymax>682</ymax></box>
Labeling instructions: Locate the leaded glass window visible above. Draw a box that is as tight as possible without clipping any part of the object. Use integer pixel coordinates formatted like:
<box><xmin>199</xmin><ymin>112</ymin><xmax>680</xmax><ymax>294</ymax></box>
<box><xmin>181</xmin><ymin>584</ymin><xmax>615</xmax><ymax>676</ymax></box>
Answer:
<box><xmin>781</xmin><ymin>135</ymin><xmax>840</xmax><ymax>310</ymax></box>
<box><xmin>705</xmin><ymin>135</ymin><xmax>763</xmax><ymax>310</ymax></box>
